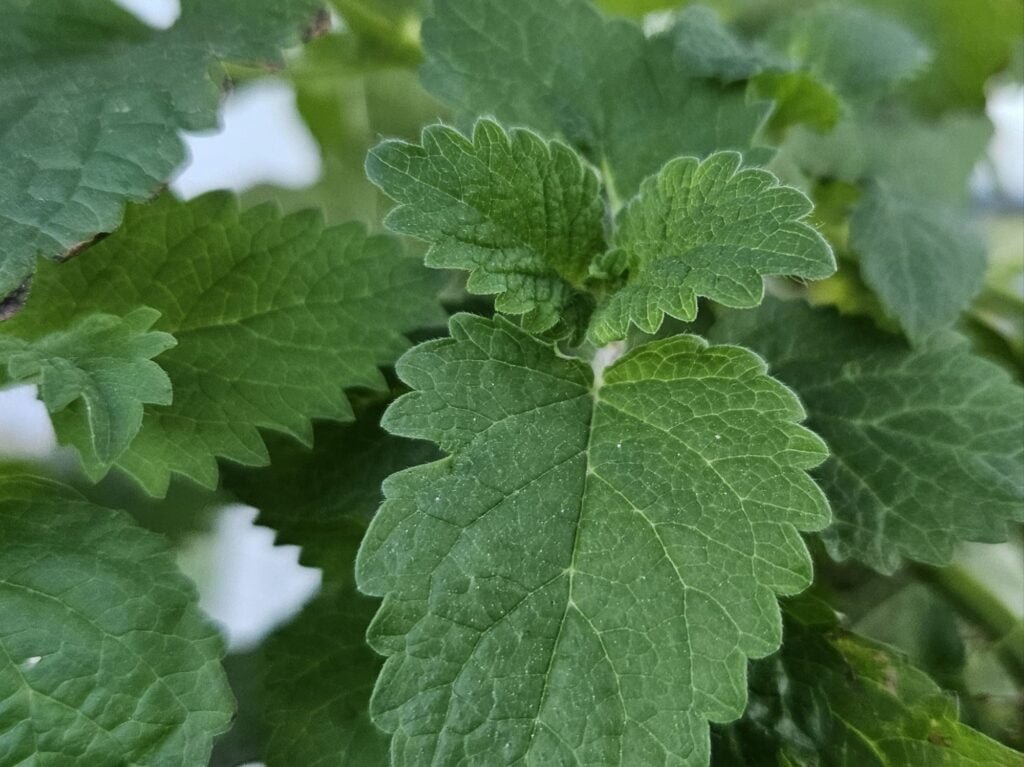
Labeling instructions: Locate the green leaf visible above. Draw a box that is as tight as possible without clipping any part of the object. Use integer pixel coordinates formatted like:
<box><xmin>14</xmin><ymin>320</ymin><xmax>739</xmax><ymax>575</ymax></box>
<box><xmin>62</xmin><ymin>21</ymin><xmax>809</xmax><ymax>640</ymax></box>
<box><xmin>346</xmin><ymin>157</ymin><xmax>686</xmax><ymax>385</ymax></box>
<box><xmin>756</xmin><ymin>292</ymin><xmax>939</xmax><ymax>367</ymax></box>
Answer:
<box><xmin>0</xmin><ymin>307</ymin><xmax>174</xmax><ymax>469</ymax></box>
<box><xmin>672</xmin><ymin>6</ymin><xmax>784</xmax><ymax>83</ymax></box>
<box><xmin>711</xmin><ymin>298</ymin><xmax>1024</xmax><ymax>573</ymax></box>
<box><xmin>226</xmin><ymin>401</ymin><xmax>438</xmax><ymax>580</ymax></box>
<box><xmin>367</xmin><ymin>119</ymin><xmax>607</xmax><ymax>335</ymax></box>
<box><xmin>0</xmin><ymin>193</ymin><xmax>444</xmax><ymax>495</ymax></box>
<box><xmin>851</xmin><ymin>183</ymin><xmax>987</xmax><ymax>341</ymax></box>
<box><xmin>260</xmin><ymin>586</ymin><xmax>389</xmax><ymax>766</ymax></box>
<box><xmin>860</xmin><ymin>0</ymin><xmax>1024</xmax><ymax>112</ymax></box>
<box><xmin>420</xmin><ymin>0</ymin><xmax>768</xmax><ymax>197</ymax></box>
<box><xmin>782</xmin><ymin>111</ymin><xmax>992</xmax><ymax>340</ymax></box>
<box><xmin>0</xmin><ymin>0</ymin><xmax>323</xmax><ymax>300</ymax></box>
<box><xmin>0</xmin><ymin>471</ymin><xmax>233</xmax><ymax>765</ymax></box>
<box><xmin>712</xmin><ymin>602</ymin><xmax>1022</xmax><ymax>766</ymax></box>
<box><xmin>771</xmin><ymin>4</ymin><xmax>931</xmax><ymax>102</ymax></box>
<box><xmin>226</xmin><ymin>403</ymin><xmax>435</xmax><ymax>766</ymax></box>
<box><xmin>357</xmin><ymin>313</ymin><xmax>830</xmax><ymax>765</ymax></box>
<box><xmin>591</xmin><ymin>152</ymin><xmax>834</xmax><ymax>343</ymax></box>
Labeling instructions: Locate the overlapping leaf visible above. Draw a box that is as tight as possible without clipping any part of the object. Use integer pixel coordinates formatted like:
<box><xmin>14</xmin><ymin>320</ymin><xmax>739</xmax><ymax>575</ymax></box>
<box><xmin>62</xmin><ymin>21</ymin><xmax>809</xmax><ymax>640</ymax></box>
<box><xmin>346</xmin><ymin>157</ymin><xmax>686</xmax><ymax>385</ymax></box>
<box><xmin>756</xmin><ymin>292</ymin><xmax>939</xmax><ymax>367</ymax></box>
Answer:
<box><xmin>0</xmin><ymin>193</ymin><xmax>443</xmax><ymax>494</ymax></box>
<box><xmin>591</xmin><ymin>152</ymin><xmax>834</xmax><ymax>343</ymax></box>
<box><xmin>781</xmin><ymin>106</ymin><xmax>992</xmax><ymax>341</ymax></box>
<box><xmin>357</xmin><ymin>313</ymin><xmax>830</xmax><ymax>765</ymax></box>
<box><xmin>0</xmin><ymin>0</ymin><xmax>323</xmax><ymax>300</ymax></box>
<box><xmin>225</xmin><ymin>404</ymin><xmax>435</xmax><ymax>766</ymax></box>
<box><xmin>226</xmin><ymin>402</ymin><xmax>438</xmax><ymax>579</ymax></box>
<box><xmin>420</xmin><ymin>0</ymin><xmax>768</xmax><ymax>197</ymax></box>
<box><xmin>713</xmin><ymin>601</ymin><xmax>1022</xmax><ymax>766</ymax></box>
<box><xmin>0</xmin><ymin>471</ymin><xmax>233</xmax><ymax>765</ymax></box>
<box><xmin>712</xmin><ymin>298</ymin><xmax>1024</xmax><ymax>572</ymax></box>
<box><xmin>0</xmin><ymin>307</ymin><xmax>174</xmax><ymax>468</ymax></box>
<box><xmin>368</xmin><ymin>120</ymin><xmax>606</xmax><ymax>335</ymax></box>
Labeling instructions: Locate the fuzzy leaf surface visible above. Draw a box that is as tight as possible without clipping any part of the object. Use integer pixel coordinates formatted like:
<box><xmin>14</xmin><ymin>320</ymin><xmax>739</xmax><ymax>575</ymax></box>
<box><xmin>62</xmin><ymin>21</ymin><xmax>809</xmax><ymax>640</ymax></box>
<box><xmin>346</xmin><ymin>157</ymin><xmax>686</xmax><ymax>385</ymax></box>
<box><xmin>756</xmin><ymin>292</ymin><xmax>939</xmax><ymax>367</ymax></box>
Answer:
<box><xmin>368</xmin><ymin>120</ymin><xmax>606</xmax><ymax>335</ymax></box>
<box><xmin>712</xmin><ymin>602</ymin><xmax>1023</xmax><ymax>766</ymax></box>
<box><xmin>712</xmin><ymin>299</ymin><xmax>1024</xmax><ymax>572</ymax></box>
<box><xmin>0</xmin><ymin>0</ymin><xmax>322</xmax><ymax>299</ymax></box>
<box><xmin>0</xmin><ymin>471</ymin><xmax>233</xmax><ymax>765</ymax></box>
<box><xmin>357</xmin><ymin>314</ymin><xmax>830</xmax><ymax>766</ymax></box>
<box><xmin>421</xmin><ymin>0</ymin><xmax>768</xmax><ymax>197</ymax></box>
<box><xmin>591</xmin><ymin>152</ymin><xmax>834</xmax><ymax>343</ymax></box>
<box><xmin>0</xmin><ymin>193</ymin><xmax>443</xmax><ymax>494</ymax></box>
<box><xmin>0</xmin><ymin>307</ymin><xmax>174</xmax><ymax>468</ymax></box>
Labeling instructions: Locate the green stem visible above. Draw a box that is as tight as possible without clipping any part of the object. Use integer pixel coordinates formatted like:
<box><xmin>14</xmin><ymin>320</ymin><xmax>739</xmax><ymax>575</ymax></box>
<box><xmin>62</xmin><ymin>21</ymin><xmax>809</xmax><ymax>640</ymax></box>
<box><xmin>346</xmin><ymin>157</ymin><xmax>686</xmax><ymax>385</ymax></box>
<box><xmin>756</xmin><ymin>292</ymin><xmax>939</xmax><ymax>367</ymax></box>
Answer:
<box><xmin>332</xmin><ymin>0</ymin><xmax>423</xmax><ymax>66</ymax></box>
<box><xmin>911</xmin><ymin>562</ymin><xmax>1024</xmax><ymax>686</ymax></box>
<box><xmin>600</xmin><ymin>156</ymin><xmax>623</xmax><ymax>215</ymax></box>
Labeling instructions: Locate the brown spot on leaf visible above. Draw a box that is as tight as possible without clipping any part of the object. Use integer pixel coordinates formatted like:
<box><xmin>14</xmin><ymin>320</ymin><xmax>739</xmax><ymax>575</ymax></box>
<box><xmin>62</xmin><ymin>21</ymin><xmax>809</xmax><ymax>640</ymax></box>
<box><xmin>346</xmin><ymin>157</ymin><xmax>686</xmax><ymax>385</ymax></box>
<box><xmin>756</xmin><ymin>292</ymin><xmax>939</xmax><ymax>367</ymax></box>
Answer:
<box><xmin>62</xmin><ymin>231</ymin><xmax>109</xmax><ymax>262</ymax></box>
<box><xmin>303</xmin><ymin>8</ymin><xmax>332</xmax><ymax>42</ymax></box>
<box><xmin>0</xmin><ymin>278</ymin><xmax>31</xmax><ymax>321</ymax></box>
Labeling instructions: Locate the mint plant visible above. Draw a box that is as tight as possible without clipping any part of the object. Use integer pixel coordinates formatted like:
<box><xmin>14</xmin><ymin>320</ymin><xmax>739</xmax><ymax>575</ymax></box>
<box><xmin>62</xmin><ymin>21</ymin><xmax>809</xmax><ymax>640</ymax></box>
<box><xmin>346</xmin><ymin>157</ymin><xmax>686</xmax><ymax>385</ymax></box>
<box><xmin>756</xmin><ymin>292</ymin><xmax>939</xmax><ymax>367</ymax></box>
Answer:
<box><xmin>1</xmin><ymin>1</ymin><xmax>1022</xmax><ymax>766</ymax></box>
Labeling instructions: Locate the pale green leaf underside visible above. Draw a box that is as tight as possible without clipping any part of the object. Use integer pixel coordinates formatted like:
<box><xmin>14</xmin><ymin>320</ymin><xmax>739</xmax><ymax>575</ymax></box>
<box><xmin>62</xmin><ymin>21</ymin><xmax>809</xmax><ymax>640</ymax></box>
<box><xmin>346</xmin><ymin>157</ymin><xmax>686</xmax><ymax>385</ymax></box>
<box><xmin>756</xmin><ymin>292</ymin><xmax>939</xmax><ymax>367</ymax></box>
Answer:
<box><xmin>714</xmin><ymin>605</ymin><xmax>1022</xmax><ymax>766</ymax></box>
<box><xmin>0</xmin><ymin>193</ymin><xmax>443</xmax><ymax>495</ymax></box>
<box><xmin>592</xmin><ymin>152</ymin><xmax>834</xmax><ymax>343</ymax></box>
<box><xmin>421</xmin><ymin>0</ymin><xmax>768</xmax><ymax>197</ymax></box>
<box><xmin>772</xmin><ymin>4</ymin><xmax>931</xmax><ymax>101</ymax></box>
<box><xmin>851</xmin><ymin>183</ymin><xmax>987</xmax><ymax>341</ymax></box>
<box><xmin>712</xmin><ymin>299</ymin><xmax>1024</xmax><ymax>573</ymax></box>
<box><xmin>368</xmin><ymin>119</ymin><xmax>606</xmax><ymax>334</ymax></box>
<box><xmin>781</xmin><ymin>112</ymin><xmax>991</xmax><ymax>340</ymax></box>
<box><xmin>0</xmin><ymin>307</ymin><xmax>174</xmax><ymax>470</ymax></box>
<box><xmin>357</xmin><ymin>314</ymin><xmax>830</xmax><ymax>766</ymax></box>
<box><xmin>0</xmin><ymin>471</ymin><xmax>233</xmax><ymax>765</ymax></box>
<box><xmin>0</xmin><ymin>0</ymin><xmax>322</xmax><ymax>299</ymax></box>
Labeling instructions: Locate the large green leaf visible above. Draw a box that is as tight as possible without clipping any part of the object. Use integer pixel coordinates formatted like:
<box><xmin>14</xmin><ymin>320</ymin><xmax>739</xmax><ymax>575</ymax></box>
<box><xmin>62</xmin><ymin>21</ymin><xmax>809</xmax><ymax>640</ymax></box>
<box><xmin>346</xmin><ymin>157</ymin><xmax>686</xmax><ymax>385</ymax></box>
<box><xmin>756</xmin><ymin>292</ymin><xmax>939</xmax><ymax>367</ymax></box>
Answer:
<box><xmin>420</xmin><ymin>0</ymin><xmax>768</xmax><ymax>198</ymax></box>
<box><xmin>0</xmin><ymin>471</ymin><xmax>233</xmax><ymax>765</ymax></box>
<box><xmin>368</xmin><ymin>119</ymin><xmax>607</xmax><ymax>335</ymax></box>
<box><xmin>0</xmin><ymin>307</ymin><xmax>174</xmax><ymax>468</ymax></box>
<box><xmin>591</xmin><ymin>152</ymin><xmax>834</xmax><ymax>343</ymax></box>
<box><xmin>0</xmin><ymin>0</ymin><xmax>323</xmax><ymax>300</ymax></box>
<box><xmin>357</xmin><ymin>313</ymin><xmax>830</xmax><ymax>765</ymax></box>
<box><xmin>712</xmin><ymin>298</ymin><xmax>1024</xmax><ymax>573</ymax></box>
<box><xmin>0</xmin><ymin>193</ymin><xmax>444</xmax><ymax>495</ymax></box>
<box><xmin>712</xmin><ymin>601</ymin><xmax>1022</xmax><ymax>766</ymax></box>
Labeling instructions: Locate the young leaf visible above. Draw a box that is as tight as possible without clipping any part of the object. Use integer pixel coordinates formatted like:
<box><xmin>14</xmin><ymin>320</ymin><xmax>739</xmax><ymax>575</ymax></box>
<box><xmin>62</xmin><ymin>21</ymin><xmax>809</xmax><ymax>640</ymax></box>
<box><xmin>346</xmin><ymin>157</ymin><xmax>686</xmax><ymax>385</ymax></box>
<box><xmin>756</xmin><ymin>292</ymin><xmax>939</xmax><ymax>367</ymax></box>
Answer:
<box><xmin>420</xmin><ymin>0</ymin><xmax>768</xmax><ymax>197</ymax></box>
<box><xmin>0</xmin><ymin>193</ymin><xmax>444</xmax><ymax>495</ymax></box>
<box><xmin>0</xmin><ymin>307</ymin><xmax>174</xmax><ymax>469</ymax></box>
<box><xmin>367</xmin><ymin>120</ymin><xmax>607</xmax><ymax>335</ymax></box>
<box><xmin>357</xmin><ymin>313</ymin><xmax>830</xmax><ymax>765</ymax></box>
<box><xmin>712</xmin><ymin>602</ymin><xmax>1023</xmax><ymax>766</ymax></box>
<box><xmin>0</xmin><ymin>471</ymin><xmax>233</xmax><ymax>765</ymax></box>
<box><xmin>712</xmin><ymin>298</ymin><xmax>1024</xmax><ymax>573</ymax></box>
<box><xmin>0</xmin><ymin>0</ymin><xmax>323</xmax><ymax>300</ymax></box>
<box><xmin>591</xmin><ymin>152</ymin><xmax>834</xmax><ymax>343</ymax></box>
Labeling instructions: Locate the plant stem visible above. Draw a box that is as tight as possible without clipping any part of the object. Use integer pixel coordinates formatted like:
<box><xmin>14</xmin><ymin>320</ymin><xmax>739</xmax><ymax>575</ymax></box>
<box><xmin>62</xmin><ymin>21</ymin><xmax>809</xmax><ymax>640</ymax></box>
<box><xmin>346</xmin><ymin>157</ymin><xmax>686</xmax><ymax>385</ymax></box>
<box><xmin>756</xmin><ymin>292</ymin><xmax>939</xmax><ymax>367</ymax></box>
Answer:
<box><xmin>332</xmin><ymin>0</ymin><xmax>423</xmax><ymax>66</ymax></box>
<box><xmin>911</xmin><ymin>562</ymin><xmax>1024</xmax><ymax>686</ymax></box>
